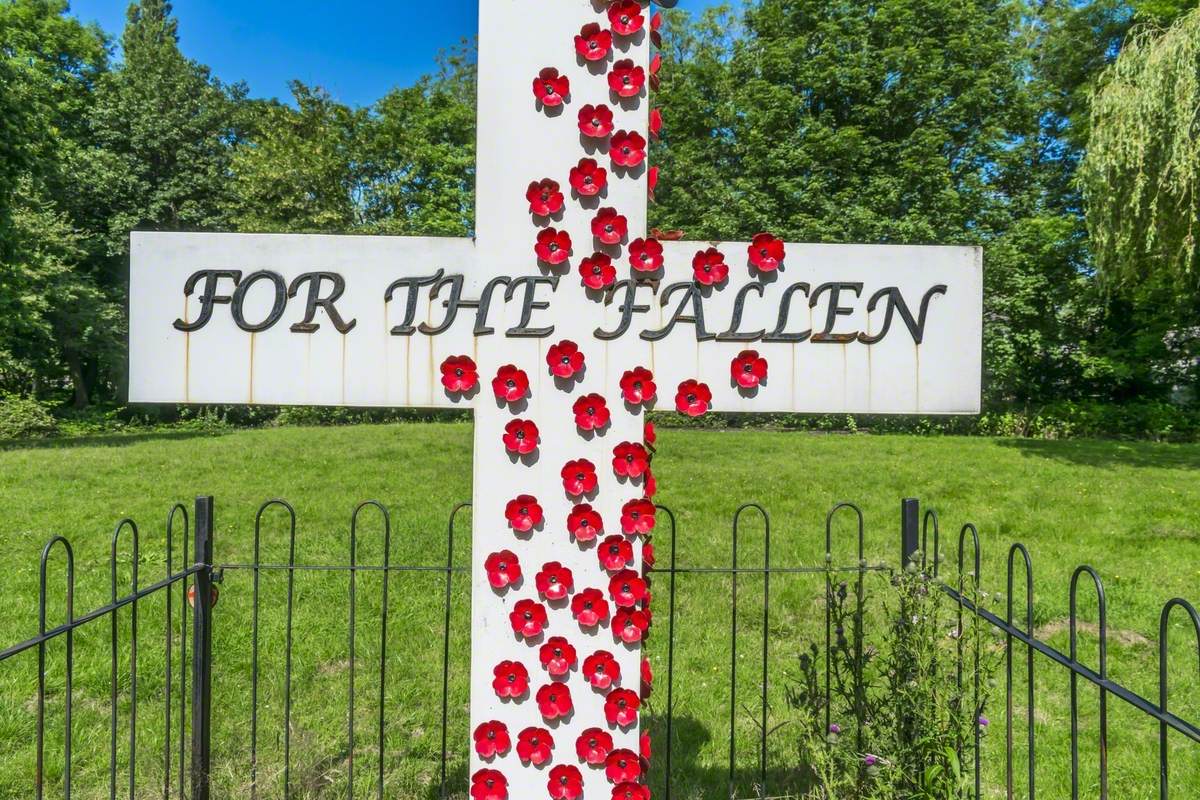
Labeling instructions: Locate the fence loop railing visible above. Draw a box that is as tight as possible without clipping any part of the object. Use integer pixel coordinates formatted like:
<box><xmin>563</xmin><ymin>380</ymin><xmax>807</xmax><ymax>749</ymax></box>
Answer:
<box><xmin>1158</xmin><ymin>597</ymin><xmax>1200</xmax><ymax>800</ymax></box>
<box><xmin>1068</xmin><ymin>565</ymin><xmax>1108</xmax><ymax>799</ymax></box>
<box><xmin>5</xmin><ymin>496</ymin><xmax>1200</xmax><ymax>800</ymax></box>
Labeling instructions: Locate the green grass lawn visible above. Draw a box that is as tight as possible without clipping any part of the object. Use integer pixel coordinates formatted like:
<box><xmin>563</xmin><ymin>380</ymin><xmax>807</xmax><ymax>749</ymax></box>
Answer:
<box><xmin>1</xmin><ymin>423</ymin><xmax>1198</xmax><ymax>799</ymax></box>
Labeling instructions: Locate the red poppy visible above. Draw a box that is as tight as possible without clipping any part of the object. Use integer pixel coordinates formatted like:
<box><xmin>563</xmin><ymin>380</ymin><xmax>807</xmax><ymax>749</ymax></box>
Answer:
<box><xmin>510</xmin><ymin>598</ymin><xmax>549</xmax><ymax>639</ymax></box>
<box><xmin>503</xmin><ymin>419</ymin><xmax>539</xmax><ymax>455</ymax></box>
<box><xmin>619</xmin><ymin>367</ymin><xmax>656</xmax><ymax>405</ymax></box>
<box><xmin>539</xmin><ymin>635</ymin><xmax>578</xmax><ymax>677</ymax></box>
<box><xmin>651</xmin><ymin>9</ymin><xmax>662</xmax><ymax>30</ymax></box>
<box><xmin>620</xmin><ymin>498</ymin><xmax>656</xmax><ymax>535</ymax></box>
<box><xmin>505</xmin><ymin>495</ymin><xmax>543</xmax><ymax>532</ymax></box>
<box><xmin>608</xmin><ymin>0</ymin><xmax>645</xmax><ymax>35</ymax></box>
<box><xmin>517</xmin><ymin>726</ymin><xmax>555</xmax><ymax>766</ymax></box>
<box><xmin>485</xmin><ymin>550</ymin><xmax>522</xmax><ymax>590</ymax></box>
<box><xmin>643</xmin><ymin>421</ymin><xmax>656</xmax><ymax>446</ymax></box>
<box><xmin>535</xmin><ymin>562</ymin><xmax>574</xmax><ymax>602</ymax></box>
<box><xmin>629</xmin><ymin>237</ymin><xmax>664</xmax><ymax>272</ymax></box>
<box><xmin>492</xmin><ymin>660</ymin><xmax>530</xmax><ymax>698</ymax></box>
<box><xmin>608</xmin><ymin>58</ymin><xmax>645</xmax><ymax>99</ymax></box>
<box><xmin>527</xmin><ymin>179</ymin><xmax>565</xmax><ymax>217</ymax></box>
<box><xmin>643</xmin><ymin>469</ymin><xmax>656</xmax><ymax>498</ymax></box>
<box><xmin>641</xmin><ymin>658</ymin><xmax>653</xmax><ymax>698</ymax></box>
<box><xmin>612</xmin><ymin>784</ymin><xmax>650</xmax><ymax>800</ymax></box>
<box><xmin>492</xmin><ymin>364</ymin><xmax>530</xmax><ymax>403</ymax></box>
<box><xmin>568</xmin><ymin>393</ymin><xmax>608</xmax><ymax>431</ymax></box>
<box><xmin>579</xmin><ymin>106</ymin><xmax>615</xmax><ymax>140</ymax></box>
<box><xmin>647</xmin><ymin>166</ymin><xmax>659</xmax><ymax>200</ymax></box>
<box><xmin>471</xmin><ymin>769</ymin><xmax>508</xmax><ymax>800</ymax></box>
<box><xmin>577</xmin><ymin>727</ymin><xmax>615</xmax><ymax>765</ymax></box>
<box><xmin>640</xmin><ymin>731</ymin><xmax>651</xmax><ymax>760</ymax></box>
<box><xmin>561</xmin><ymin>458</ymin><xmax>598</xmax><ymax>497</ymax></box>
<box><xmin>572</xmin><ymin>587</ymin><xmax>611</xmax><ymax>627</ymax></box>
<box><xmin>612</xmin><ymin>441</ymin><xmax>650</xmax><ymax>479</ymax></box>
<box><xmin>650</xmin><ymin>52</ymin><xmax>662</xmax><ymax>75</ymax></box>
<box><xmin>748</xmin><ymin>232</ymin><xmax>785</xmax><ymax>272</ymax></box>
<box><xmin>535</xmin><ymin>228</ymin><xmax>572</xmax><ymax>265</ymax></box>
<box><xmin>606</xmin><ymin>748</ymin><xmax>641</xmax><ymax>783</ymax></box>
<box><xmin>547</xmin><ymin>340</ymin><xmax>585</xmax><ymax>379</ymax></box>
<box><xmin>582</xmin><ymin>649</ymin><xmax>621</xmax><ymax>690</ymax></box>
<box><xmin>569</xmin><ymin>157</ymin><xmax>608</xmax><ymax>196</ymax></box>
<box><xmin>649</xmin><ymin>108</ymin><xmax>662</xmax><ymax>139</ymax></box>
<box><xmin>548</xmin><ymin>764</ymin><xmax>584</xmax><ymax>800</ymax></box>
<box><xmin>642</xmin><ymin>541</ymin><xmax>656</xmax><ymax>569</ymax></box>
<box><xmin>536</xmin><ymin>682</ymin><xmax>573</xmax><ymax>721</ymax></box>
<box><xmin>609</xmin><ymin>570</ymin><xmax>648</xmax><ymax>608</ymax></box>
<box><xmin>568</xmin><ymin>504</ymin><xmax>603</xmax><ymax>542</ymax></box>
<box><xmin>574</xmin><ymin>22</ymin><xmax>613</xmax><ymax>61</ymax></box>
<box><xmin>440</xmin><ymin>355</ymin><xmax>478</xmax><ymax>393</ymax></box>
<box><xmin>579</xmin><ymin>253</ymin><xmax>617</xmax><ymax>291</ymax></box>
<box><xmin>613</xmin><ymin>608</ymin><xmax>651</xmax><ymax>644</ymax></box>
<box><xmin>610</xmin><ymin>130</ymin><xmax>647</xmax><ymax>167</ymax></box>
<box><xmin>474</xmin><ymin>720</ymin><xmax>511</xmax><ymax>759</ymax></box>
<box><xmin>533</xmin><ymin>67</ymin><xmax>570</xmax><ymax>107</ymax></box>
<box><xmin>605</xmin><ymin>688</ymin><xmax>641</xmax><ymax>728</ymax></box>
<box><xmin>692</xmin><ymin>247</ymin><xmax>729</xmax><ymax>285</ymax></box>
<box><xmin>599</xmin><ymin>534</ymin><xmax>634</xmax><ymax>572</ymax></box>
<box><xmin>675</xmin><ymin>379</ymin><xmax>712</xmax><ymax>417</ymax></box>
<box><xmin>731</xmin><ymin>350</ymin><xmax>768</xmax><ymax>388</ymax></box>
<box><xmin>592</xmin><ymin>207</ymin><xmax>628</xmax><ymax>245</ymax></box>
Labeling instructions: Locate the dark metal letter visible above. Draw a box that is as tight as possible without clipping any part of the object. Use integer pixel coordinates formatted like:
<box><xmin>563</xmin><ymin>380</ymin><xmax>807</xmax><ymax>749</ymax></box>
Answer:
<box><xmin>173</xmin><ymin>270</ymin><xmax>242</xmax><ymax>332</ymax></box>
<box><xmin>764</xmin><ymin>282</ymin><xmax>812</xmax><ymax>342</ymax></box>
<box><xmin>505</xmin><ymin>276</ymin><xmax>559</xmax><ymax>337</ymax></box>
<box><xmin>385</xmin><ymin>269</ymin><xmax>443</xmax><ymax>336</ymax></box>
<box><xmin>717</xmin><ymin>283</ymin><xmax>767</xmax><ymax>342</ymax></box>
<box><xmin>857</xmin><ymin>285</ymin><xmax>948</xmax><ymax>345</ymax></box>
<box><xmin>810</xmin><ymin>281</ymin><xmax>863</xmax><ymax>343</ymax></box>
<box><xmin>230</xmin><ymin>270</ymin><xmax>287</xmax><ymax>333</ymax></box>
<box><xmin>287</xmin><ymin>272</ymin><xmax>357</xmax><ymax>334</ymax></box>
<box><xmin>595</xmin><ymin>279</ymin><xmax>653</xmax><ymax>340</ymax></box>
<box><xmin>417</xmin><ymin>273</ymin><xmax>465</xmax><ymax>335</ymax></box>
<box><xmin>642</xmin><ymin>282</ymin><xmax>715</xmax><ymax>342</ymax></box>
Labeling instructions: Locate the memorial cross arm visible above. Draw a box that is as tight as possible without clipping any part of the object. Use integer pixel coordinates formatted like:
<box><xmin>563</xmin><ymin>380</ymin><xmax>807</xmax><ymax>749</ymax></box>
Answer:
<box><xmin>128</xmin><ymin>2</ymin><xmax>981</xmax><ymax>797</ymax></box>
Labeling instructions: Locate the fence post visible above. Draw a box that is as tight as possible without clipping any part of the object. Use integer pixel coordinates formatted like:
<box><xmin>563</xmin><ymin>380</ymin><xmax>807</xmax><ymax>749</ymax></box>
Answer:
<box><xmin>191</xmin><ymin>496</ymin><xmax>214</xmax><ymax>800</ymax></box>
<box><xmin>900</xmin><ymin>497</ymin><xmax>920</xmax><ymax>568</ymax></box>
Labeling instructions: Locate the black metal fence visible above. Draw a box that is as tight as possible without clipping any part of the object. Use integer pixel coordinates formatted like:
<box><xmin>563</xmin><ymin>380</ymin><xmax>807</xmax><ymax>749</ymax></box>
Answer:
<box><xmin>1</xmin><ymin>496</ymin><xmax>1197</xmax><ymax>799</ymax></box>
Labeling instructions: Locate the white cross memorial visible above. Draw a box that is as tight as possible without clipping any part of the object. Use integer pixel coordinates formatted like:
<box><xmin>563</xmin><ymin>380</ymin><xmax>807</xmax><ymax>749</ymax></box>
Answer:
<box><xmin>128</xmin><ymin>1</ymin><xmax>981</xmax><ymax>797</ymax></box>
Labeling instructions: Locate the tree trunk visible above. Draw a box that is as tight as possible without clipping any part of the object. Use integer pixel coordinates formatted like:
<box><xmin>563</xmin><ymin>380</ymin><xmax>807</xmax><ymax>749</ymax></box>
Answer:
<box><xmin>66</xmin><ymin>351</ymin><xmax>89</xmax><ymax>409</ymax></box>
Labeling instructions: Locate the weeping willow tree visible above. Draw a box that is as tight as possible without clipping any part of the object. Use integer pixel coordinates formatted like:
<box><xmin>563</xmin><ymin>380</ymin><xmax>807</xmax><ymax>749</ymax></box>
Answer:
<box><xmin>1081</xmin><ymin>8</ymin><xmax>1200</xmax><ymax>293</ymax></box>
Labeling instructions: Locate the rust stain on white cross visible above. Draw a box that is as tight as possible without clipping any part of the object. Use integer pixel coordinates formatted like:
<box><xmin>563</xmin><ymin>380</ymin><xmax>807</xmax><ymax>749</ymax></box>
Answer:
<box><xmin>128</xmin><ymin>2</ymin><xmax>982</xmax><ymax>798</ymax></box>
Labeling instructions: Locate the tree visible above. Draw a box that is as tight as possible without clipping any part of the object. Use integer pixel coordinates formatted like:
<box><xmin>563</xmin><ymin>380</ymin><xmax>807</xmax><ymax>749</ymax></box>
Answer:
<box><xmin>1081</xmin><ymin>7</ymin><xmax>1200</xmax><ymax>292</ymax></box>
<box><xmin>228</xmin><ymin>84</ymin><xmax>368</xmax><ymax>233</ymax></box>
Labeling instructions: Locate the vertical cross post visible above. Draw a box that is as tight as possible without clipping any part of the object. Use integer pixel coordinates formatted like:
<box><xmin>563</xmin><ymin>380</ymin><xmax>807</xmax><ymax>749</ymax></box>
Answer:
<box><xmin>191</xmin><ymin>496</ymin><xmax>214</xmax><ymax>800</ymax></box>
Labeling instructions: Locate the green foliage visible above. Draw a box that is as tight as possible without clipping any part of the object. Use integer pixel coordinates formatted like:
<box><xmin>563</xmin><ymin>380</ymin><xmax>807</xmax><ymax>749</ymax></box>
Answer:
<box><xmin>788</xmin><ymin>568</ymin><xmax>1001</xmax><ymax>799</ymax></box>
<box><xmin>0</xmin><ymin>393</ymin><xmax>58</xmax><ymax>439</ymax></box>
<box><xmin>1082</xmin><ymin>7</ymin><xmax>1200</xmax><ymax>289</ymax></box>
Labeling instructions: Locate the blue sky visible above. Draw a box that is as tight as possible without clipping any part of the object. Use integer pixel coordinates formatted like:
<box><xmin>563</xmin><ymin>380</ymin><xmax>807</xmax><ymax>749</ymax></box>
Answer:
<box><xmin>68</xmin><ymin>1</ymin><xmax>726</xmax><ymax>107</ymax></box>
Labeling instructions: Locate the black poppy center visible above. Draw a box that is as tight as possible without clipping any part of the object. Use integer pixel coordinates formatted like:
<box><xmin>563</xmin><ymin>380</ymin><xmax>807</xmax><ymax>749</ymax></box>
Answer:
<box><xmin>487</xmin><ymin>729</ymin><xmax>496</xmax><ymax>740</ymax></box>
<box><xmin>548</xmin><ymin>243</ymin><xmax>558</xmax><ymax>252</ymax></box>
<box><xmin>506</xmin><ymin>378</ymin><xmax>515</xmax><ymax>388</ymax></box>
<box><xmin>605</xmin><ymin>224</ymin><xmax>614</xmax><ymax>233</ymax></box>
<box><xmin>544</xmin><ymin>83</ymin><xmax>556</xmax><ymax>95</ymax></box>
<box><xmin>687</xmin><ymin>393</ymin><xmax>697</xmax><ymax>402</ymax></box>
<box><xmin>588</xmin><ymin>40</ymin><xmax>598</xmax><ymax>50</ymax></box>
<box><xmin>507</xmin><ymin>674</ymin><xmax>516</xmax><ymax>683</ymax></box>
<box><xmin>497</xmin><ymin>561</ymin><xmax>507</xmax><ymax>571</ymax></box>
<box><xmin>760</xmin><ymin>248</ymin><xmax>769</xmax><ymax>257</ymax></box>
<box><xmin>454</xmin><ymin>368</ymin><xmax>464</xmax><ymax>377</ymax></box>
<box><xmin>592</xmin><ymin>117</ymin><xmax>601</xmax><ymax>127</ymax></box>
<box><xmin>743</xmin><ymin>363</ymin><xmax>754</xmax><ymax>372</ymax></box>
<box><xmin>523</xmin><ymin>611</ymin><xmax>533</xmax><ymax>620</ymax></box>
<box><xmin>519</xmin><ymin>506</ymin><xmax>528</xmax><ymax>515</ymax></box>
<box><xmin>515</xmin><ymin>429</ymin><xmax>525</xmax><ymax>440</ymax></box>
<box><xmin>622</xmin><ymin>75</ymin><xmax>631</xmax><ymax>85</ymax></box>
<box><xmin>591</xmin><ymin>266</ymin><xmax>601</xmax><ymax>275</ymax></box>
<box><xmin>584</xmin><ymin>175</ymin><xmax>593</xmax><ymax>184</ymax></box>
<box><xmin>562</xmin><ymin>356</ymin><xmax>571</xmax><ymax>364</ymax></box>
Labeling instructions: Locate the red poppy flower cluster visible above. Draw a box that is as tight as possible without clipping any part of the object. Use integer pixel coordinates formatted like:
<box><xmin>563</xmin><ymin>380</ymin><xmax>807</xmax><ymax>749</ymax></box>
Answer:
<box><xmin>612</xmin><ymin>441</ymin><xmax>649</xmax><ymax>478</ymax></box>
<box><xmin>731</xmin><ymin>349</ymin><xmax>768</xmax><ymax>388</ymax></box>
<box><xmin>579</xmin><ymin>253</ymin><xmax>616</xmax><ymax>290</ymax></box>
<box><xmin>535</xmin><ymin>562</ymin><xmax>574</xmax><ymax>602</ymax></box>
<box><xmin>492</xmin><ymin>364</ymin><xmax>529</xmax><ymax>403</ymax></box>
<box><xmin>486</xmin><ymin>5</ymin><xmax>667</xmax><ymax>794</ymax></box>
<box><xmin>675</xmin><ymin>379</ymin><xmax>712</xmax><ymax>417</ymax></box>
<box><xmin>505</xmin><ymin>495</ymin><xmax>543</xmax><ymax>532</ymax></box>
<box><xmin>573</xmin><ymin>393</ymin><xmax>611</xmax><ymax>430</ymax></box>
<box><xmin>547</xmin><ymin>340</ymin><xmax>585</xmax><ymax>379</ymax></box>
<box><xmin>503</xmin><ymin>419</ymin><xmax>539</xmax><ymax>455</ymax></box>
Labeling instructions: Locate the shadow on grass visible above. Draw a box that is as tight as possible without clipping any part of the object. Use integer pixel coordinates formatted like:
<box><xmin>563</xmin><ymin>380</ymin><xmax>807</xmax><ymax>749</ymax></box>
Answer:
<box><xmin>0</xmin><ymin>429</ymin><xmax>230</xmax><ymax>452</ymax></box>
<box><xmin>647</xmin><ymin>714</ymin><xmax>811</xmax><ymax>799</ymax></box>
<box><xmin>994</xmin><ymin>438</ymin><xmax>1200</xmax><ymax>471</ymax></box>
